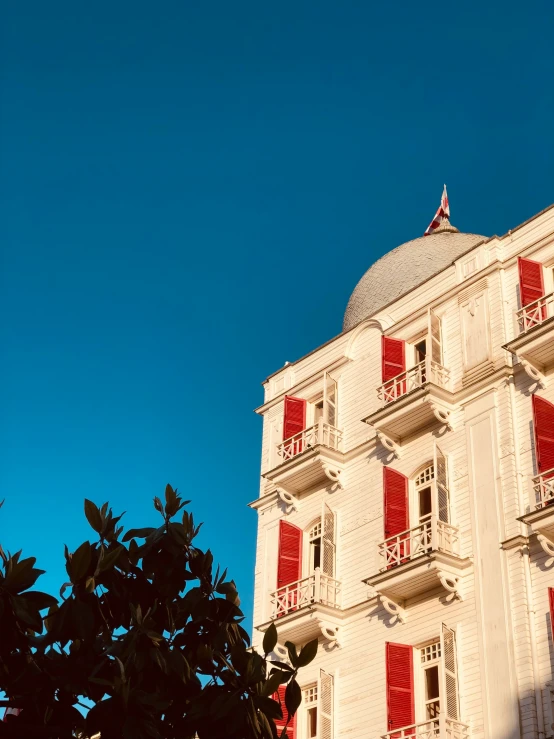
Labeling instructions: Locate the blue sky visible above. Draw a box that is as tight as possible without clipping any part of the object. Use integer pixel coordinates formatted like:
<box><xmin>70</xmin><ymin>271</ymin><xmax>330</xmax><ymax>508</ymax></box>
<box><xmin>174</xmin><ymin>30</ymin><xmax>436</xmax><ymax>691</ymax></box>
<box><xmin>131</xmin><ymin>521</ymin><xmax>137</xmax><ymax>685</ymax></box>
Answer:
<box><xmin>1</xmin><ymin>0</ymin><xmax>554</xmax><ymax>628</ymax></box>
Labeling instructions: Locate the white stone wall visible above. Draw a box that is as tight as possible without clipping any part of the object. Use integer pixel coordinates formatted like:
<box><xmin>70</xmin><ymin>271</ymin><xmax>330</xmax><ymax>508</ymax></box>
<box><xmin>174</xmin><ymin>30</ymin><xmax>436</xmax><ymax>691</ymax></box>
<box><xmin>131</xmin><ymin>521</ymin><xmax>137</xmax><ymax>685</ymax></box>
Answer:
<box><xmin>251</xmin><ymin>205</ymin><xmax>554</xmax><ymax>739</ymax></box>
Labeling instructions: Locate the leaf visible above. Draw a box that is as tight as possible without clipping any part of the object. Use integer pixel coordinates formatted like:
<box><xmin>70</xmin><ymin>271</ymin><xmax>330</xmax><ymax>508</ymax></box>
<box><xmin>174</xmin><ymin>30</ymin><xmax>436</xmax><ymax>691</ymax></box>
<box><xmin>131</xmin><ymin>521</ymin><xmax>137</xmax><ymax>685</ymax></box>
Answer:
<box><xmin>262</xmin><ymin>670</ymin><xmax>288</xmax><ymax>697</ymax></box>
<box><xmin>263</xmin><ymin>622</ymin><xmax>278</xmax><ymax>655</ymax></box>
<box><xmin>122</xmin><ymin>527</ymin><xmax>155</xmax><ymax>542</ymax></box>
<box><xmin>285</xmin><ymin>679</ymin><xmax>302</xmax><ymax>719</ymax></box>
<box><xmin>84</xmin><ymin>499</ymin><xmax>103</xmax><ymax>534</ymax></box>
<box><xmin>71</xmin><ymin>541</ymin><xmax>92</xmax><ymax>581</ymax></box>
<box><xmin>153</xmin><ymin>496</ymin><xmax>164</xmax><ymax>515</ymax></box>
<box><xmin>284</xmin><ymin>641</ymin><xmax>298</xmax><ymax>668</ymax></box>
<box><xmin>98</xmin><ymin>545</ymin><xmax>123</xmax><ymax>573</ymax></box>
<box><xmin>24</xmin><ymin>591</ymin><xmax>58</xmax><ymax>611</ymax></box>
<box><xmin>296</xmin><ymin>637</ymin><xmax>318</xmax><ymax>667</ymax></box>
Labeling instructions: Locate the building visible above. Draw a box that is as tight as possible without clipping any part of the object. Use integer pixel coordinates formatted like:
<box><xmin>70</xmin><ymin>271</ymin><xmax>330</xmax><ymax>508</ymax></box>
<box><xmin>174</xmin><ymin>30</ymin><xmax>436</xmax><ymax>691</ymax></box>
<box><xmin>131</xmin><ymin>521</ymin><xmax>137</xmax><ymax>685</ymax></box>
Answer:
<box><xmin>250</xmin><ymin>203</ymin><xmax>554</xmax><ymax>739</ymax></box>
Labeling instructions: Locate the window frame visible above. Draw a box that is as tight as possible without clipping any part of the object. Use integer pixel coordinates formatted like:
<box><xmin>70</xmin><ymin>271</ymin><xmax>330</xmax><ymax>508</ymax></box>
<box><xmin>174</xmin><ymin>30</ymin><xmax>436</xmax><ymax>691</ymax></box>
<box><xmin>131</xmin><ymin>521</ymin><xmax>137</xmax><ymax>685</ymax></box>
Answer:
<box><xmin>414</xmin><ymin>639</ymin><xmax>443</xmax><ymax>724</ymax></box>
<box><xmin>301</xmin><ymin>683</ymin><xmax>319</xmax><ymax>739</ymax></box>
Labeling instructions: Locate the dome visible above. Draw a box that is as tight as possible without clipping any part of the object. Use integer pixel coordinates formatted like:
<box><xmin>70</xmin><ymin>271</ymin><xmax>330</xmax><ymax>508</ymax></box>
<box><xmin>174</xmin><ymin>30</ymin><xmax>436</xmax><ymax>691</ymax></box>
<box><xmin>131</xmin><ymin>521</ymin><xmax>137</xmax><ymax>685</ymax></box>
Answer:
<box><xmin>342</xmin><ymin>221</ymin><xmax>486</xmax><ymax>331</ymax></box>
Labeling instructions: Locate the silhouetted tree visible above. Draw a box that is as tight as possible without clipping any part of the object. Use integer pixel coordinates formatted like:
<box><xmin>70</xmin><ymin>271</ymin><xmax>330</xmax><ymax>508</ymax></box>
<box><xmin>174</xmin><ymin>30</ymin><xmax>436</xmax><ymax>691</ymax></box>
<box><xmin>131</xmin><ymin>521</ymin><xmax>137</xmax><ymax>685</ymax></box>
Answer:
<box><xmin>0</xmin><ymin>487</ymin><xmax>316</xmax><ymax>738</ymax></box>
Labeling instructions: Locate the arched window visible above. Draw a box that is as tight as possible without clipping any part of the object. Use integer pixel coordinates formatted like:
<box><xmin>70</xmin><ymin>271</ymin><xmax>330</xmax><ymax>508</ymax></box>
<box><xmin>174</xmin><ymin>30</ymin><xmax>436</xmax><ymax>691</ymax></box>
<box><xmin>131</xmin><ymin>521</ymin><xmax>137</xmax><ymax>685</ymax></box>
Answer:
<box><xmin>306</xmin><ymin>520</ymin><xmax>322</xmax><ymax>574</ymax></box>
<box><xmin>412</xmin><ymin>445</ymin><xmax>450</xmax><ymax>525</ymax></box>
<box><xmin>414</xmin><ymin>462</ymin><xmax>435</xmax><ymax>525</ymax></box>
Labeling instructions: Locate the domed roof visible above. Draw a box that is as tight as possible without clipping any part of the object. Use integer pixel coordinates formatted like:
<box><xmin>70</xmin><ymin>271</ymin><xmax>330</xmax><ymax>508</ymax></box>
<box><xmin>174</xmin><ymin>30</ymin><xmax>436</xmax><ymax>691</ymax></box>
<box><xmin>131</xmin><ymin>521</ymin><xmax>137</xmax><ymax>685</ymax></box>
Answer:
<box><xmin>343</xmin><ymin>220</ymin><xmax>486</xmax><ymax>332</ymax></box>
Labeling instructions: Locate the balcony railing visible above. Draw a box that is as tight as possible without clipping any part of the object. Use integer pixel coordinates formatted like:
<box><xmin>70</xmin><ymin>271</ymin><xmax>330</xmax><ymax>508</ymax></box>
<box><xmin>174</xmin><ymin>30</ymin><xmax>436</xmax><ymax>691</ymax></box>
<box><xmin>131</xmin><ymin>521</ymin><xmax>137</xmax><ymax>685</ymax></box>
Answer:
<box><xmin>270</xmin><ymin>569</ymin><xmax>341</xmax><ymax>618</ymax></box>
<box><xmin>276</xmin><ymin>419</ymin><xmax>343</xmax><ymax>462</ymax></box>
<box><xmin>378</xmin><ymin>515</ymin><xmax>460</xmax><ymax>570</ymax></box>
<box><xmin>377</xmin><ymin>360</ymin><xmax>450</xmax><ymax>405</ymax></box>
<box><xmin>381</xmin><ymin>716</ymin><xmax>470</xmax><ymax>739</ymax></box>
<box><xmin>532</xmin><ymin>468</ymin><xmax>554</xmax><ymax>509</ymax></box>
<box><xmin>516</xmin><ymin>292</ymin><xmax>554</xmax><ymax>334</ymax></box>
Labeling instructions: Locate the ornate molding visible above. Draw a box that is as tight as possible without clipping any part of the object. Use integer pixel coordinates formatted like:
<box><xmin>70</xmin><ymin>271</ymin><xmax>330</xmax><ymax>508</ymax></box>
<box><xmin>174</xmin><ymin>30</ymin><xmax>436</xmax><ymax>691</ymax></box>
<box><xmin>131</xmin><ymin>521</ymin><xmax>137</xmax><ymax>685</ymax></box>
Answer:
<box><xmin>377</xmin><ymin>432</ymin><xmax>401</xmax><ymax>458</ymax></box>
<box><xmin>319</xmin><ymin>622</ymin><xmax>341</xmax><ymax>647</ymax></box>
<box><xmin>379</xmin><ymin>594</ymin><xmax>406</xmax><ymax>624</ymax></box>
<box><xmin>276</xmin><ymin>487</ymin><xmax>299</xmax><ymax>513</ymax></box>
<box><xmin>429</xmin><ymin>403</ymin><xmax>452</xmax><ymax>430</ymax></box>
<box><xmin>537</xmin><ymin>533</ymin><xmax>554</xmax><ymax>557</ymax></box>
<box><xmin>438</xmin><ymin>571</ymin><xmax>463</xmax><ymax>601</ymax></box>
<box><xmin>520</xmin><ymin>358</ymin><xmax>547</xmax><ymax>390</ymax></box>
<box><xmin>322</xmin><ymin>463</ymin><xmax>343</xmax><ymax>492</ymax></box>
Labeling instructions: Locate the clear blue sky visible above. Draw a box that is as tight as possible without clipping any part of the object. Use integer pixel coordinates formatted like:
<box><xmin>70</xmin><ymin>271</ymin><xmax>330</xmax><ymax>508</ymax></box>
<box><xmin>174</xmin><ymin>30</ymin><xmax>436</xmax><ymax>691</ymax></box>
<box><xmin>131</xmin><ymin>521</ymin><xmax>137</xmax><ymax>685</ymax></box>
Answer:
<box><xmin>1</xmin><ymin>0</ymin><xmax>553</xmax><ymax>628</ymax></box>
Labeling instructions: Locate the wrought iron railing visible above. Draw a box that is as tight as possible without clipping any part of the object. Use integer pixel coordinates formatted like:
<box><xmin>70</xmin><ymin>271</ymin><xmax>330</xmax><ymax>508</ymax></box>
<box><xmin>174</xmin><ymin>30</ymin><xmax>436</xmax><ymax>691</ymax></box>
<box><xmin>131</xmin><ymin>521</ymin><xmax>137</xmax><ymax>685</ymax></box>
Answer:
<box><xmin>270</xmin><ymin>569</ymin><xmax>341</xmax><ymax>618</ymax></box>
<box><xmin>516</xmin><ymin>292</ymin><xmax>554</xmax><ymax>334</ymax></box>
<box><xmin>532</xmin><ymin>467</ymin><xmax>554</xmax><ymax>509</ymax></box>
<box><xmin>378</xmin><ymin>514</ymin><xmax>460</xmax><ymax>570</ymax></box>
<box><xmin>276</xmin><ymin>419</ymin><xmax>343</xmax><ymax>462</ymax></box>
<box><xmin>377</xmin><ymin>359</ymin><xmax>450</xmax><ymax>405</ymax></box>
<box><xmin>381</xmin><ymin>716</ymin><xmax>470</xmax><ymax>739</ymax></box>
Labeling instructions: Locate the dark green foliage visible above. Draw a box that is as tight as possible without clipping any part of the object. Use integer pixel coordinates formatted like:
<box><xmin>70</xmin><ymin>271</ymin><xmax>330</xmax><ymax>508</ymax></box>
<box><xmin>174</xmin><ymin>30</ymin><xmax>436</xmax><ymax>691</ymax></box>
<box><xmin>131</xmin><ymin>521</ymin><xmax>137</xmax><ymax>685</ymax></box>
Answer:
<box><xmin>0</xmin><ymin>486</ymin><xmax>317</xmax><ymax>738</ymax></box>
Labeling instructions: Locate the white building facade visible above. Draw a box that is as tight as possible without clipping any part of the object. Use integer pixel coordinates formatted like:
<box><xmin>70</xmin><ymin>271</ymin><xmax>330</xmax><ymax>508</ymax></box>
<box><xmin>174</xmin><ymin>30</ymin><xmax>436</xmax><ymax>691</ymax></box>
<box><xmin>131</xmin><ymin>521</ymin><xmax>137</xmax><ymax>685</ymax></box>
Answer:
<box><xmin>251</xmin><ymin>205</ymin><xmax>554</xmax><ymax>739</ymax></box>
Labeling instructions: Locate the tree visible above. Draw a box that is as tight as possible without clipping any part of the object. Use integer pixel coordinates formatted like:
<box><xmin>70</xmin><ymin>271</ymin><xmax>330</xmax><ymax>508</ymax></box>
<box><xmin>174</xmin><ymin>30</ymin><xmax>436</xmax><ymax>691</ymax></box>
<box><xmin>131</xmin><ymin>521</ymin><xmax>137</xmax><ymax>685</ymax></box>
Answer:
<box><xmin>0</xmin><ymin>487</ymin><xmax>316</xmax><ymax>738</ymax></box>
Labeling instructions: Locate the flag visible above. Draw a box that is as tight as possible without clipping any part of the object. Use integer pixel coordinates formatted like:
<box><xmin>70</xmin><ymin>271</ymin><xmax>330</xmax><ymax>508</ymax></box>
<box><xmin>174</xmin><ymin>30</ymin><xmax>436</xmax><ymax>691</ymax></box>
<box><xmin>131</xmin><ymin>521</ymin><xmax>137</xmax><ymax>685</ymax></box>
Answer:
<box><xmin>424</xmin><ymin>185</ymin><xmax>450</xmax><ymax>236</ymax></box>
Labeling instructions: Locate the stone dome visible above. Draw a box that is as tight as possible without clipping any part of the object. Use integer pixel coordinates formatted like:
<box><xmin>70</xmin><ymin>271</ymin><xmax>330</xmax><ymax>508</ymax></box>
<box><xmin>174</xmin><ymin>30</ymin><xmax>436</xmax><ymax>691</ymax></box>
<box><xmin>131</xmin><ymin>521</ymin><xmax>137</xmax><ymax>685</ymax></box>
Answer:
<box><xmin>343</xmin><ymin>221</ymin><xmax>486</xmax><ymax>332</ymax></box>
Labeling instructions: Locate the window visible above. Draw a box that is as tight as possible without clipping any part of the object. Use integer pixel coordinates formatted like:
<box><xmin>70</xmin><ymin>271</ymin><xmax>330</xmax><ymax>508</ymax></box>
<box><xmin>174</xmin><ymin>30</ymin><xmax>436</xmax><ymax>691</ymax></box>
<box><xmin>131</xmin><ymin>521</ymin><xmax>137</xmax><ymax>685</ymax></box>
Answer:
<box><xmin>303</xmin><ymin>685</ymin><xmax>318</xmax><ymax>739</ymax></box>
<box><xmin>415</xmin><ymin>464</ymin><xmax>434</xmax><ymax>525</ymax></box>
<box><xmin>412</xmin><ymin>446</ymin><xmax>450</xmax><ymax>527</ymax></box>
<box><xmin>308</xmin><ymin>521</ymin><xmax>322</xmax><ymax>574</ymax></box>
<box><xmin>300</xmin><ymin>672</ymin><xmax>334</xmax><ymax>739</ymax></box>
<box><xmin>420</xmin><ymin>642</ymin><xmax>441</xmax><ymax>721</ymax></box>
<box><xmin>414</xmin><ymin>338</ymin><xmax>427</xmax><ymax>364</ymax></box>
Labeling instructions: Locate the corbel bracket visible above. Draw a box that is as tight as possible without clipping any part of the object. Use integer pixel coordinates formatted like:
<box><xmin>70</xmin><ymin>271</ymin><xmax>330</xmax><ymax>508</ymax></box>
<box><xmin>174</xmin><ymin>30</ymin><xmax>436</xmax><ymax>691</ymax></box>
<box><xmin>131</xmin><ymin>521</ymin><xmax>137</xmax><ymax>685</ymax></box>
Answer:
<box><xmin>377</xmin><ymin>432</ymin><xmax>401</xmax><ymax>458</ymax></box>
<box><xmin>429</xmin><ymin>403</ymin><xmax>452</xmax><ymax>431</ymax></box>
<box><xmin>438</xmin><ymin>571</ymin><xmax>463</xmax><ymax>601</ymax></box>
<box><xmin>276</xmin><ymin>487</ymin><xmax>299</xmax><ymax>513</ymax></box>
<box><xmin>537</xmin><ymin>533</ymin><xmax>554</xmax><ymax>558</ymax></box>
<box><xmin>322</xmin><ymin>463</ymin><xmax>343</xmax><ymax>492</ymax></box>
<box><xmin>520</xmin><ymin>358</ymin><xmax>547</xmax><ymax>390</ymax></box>
<box><xmin>319</xmin><ymin>622</ymin><xmax>341</xmax><ymax>647</ymax></box>
<box><xmin>379</xmin><ymin>593</ymin><xmax>406</xmax><ymax>624</ymax></box>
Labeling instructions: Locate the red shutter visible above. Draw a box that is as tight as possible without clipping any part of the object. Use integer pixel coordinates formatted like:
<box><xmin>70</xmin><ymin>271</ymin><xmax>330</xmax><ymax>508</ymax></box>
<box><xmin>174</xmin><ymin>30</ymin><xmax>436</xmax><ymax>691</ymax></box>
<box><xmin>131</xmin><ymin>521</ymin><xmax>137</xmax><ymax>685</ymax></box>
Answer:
<box><xmin>277</xmin><ymin>520</ymin><xmax>302</xmax><ymax>590</ymax></box>
<box><xmin>532</xmin><ymin>395</ymin><xmax>554</xmax><ymax>476</ymax></box>
<box><xmin>273</xmin><ymin>685</ymin><xmax>296</xmax><ymax>739</ymax></box>
<box><xmin>383</xmin><ymin>467</ymin><xmax>410</xmax><ymax>566</ymax></box>
<box><xmin>384</xmin><ymin>467</ymin><xmax>409</xmax><ymax>538</ymax></box>
<box><xmin>549</xmin><ymin>588</ymin><xmax>554</xmax><ymax>637</ymax></box>
<box><xmin>518</xmin><ymin>257</ymin><xmax>545</xmax><ymax>308</ymax></box>
<box><xmin>382</xmin><ymin>337</ymin><xmax>406</xmax><ymax>383</ymax></box>
<box><xmin>283</xmin><ymin>396</ymin><xmax>306</xmax><ymax>440</ymax></box>
<box><xmin>283</xmin><ymin>396</ymin><xmax>306</xmax><ymax>456</ymax></box>
<box><xmin>386</xmin><ymin>642</ymin><xmax>414</xmax><ymax>735</ymax></box>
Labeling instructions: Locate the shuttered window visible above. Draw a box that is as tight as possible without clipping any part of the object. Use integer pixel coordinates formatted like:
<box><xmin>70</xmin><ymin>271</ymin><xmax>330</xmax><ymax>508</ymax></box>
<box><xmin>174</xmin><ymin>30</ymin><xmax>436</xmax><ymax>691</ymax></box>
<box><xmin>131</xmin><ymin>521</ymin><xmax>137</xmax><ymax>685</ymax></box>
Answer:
<box><xmin>440</xmin><ymin>624</ymin><xmax>460</xmax><ymax>720</ymax></box>
<box><xmin>428</xmin><ymin>309</ymin><xmax>443</xmax><ymax>365</ymax></box>
<box><xmin>274</xmin><ymin>685</ymin><xmax>296</xmax><ymax>739</ymax></box>
<box><xmin>386</xmin><ymin>642</ymin><xmax>415</xmax><ymax>734</ymax></box>
<box><xmin>382</xmin><ymin>336</ymin><xmax>406</xmax><ymax>383</ymax></box>
<box><xmin>322</xmin><ymin>502</ymin><xmax>336</xmax><ymax>579</ymax></box>
<box><xmin>277</xmin><ymin>520</ymin><xmax>302</xmax><ymax>591</ymax></box>
<box><xmin>384</xmin><ymin>467</ymin><xmax>409</xmax><ymax>539</ymax></box>
<box><xmin>434</xmin><ymin>444</ymin><xmax>450</xmax><ymax>524</ymax></box>
<box><xmin>518</xmin><ymin>257</ymin><xmax>545</xmax><ymax>308</ymax></box>
<box><xmin>283</xmin><ymin>396</ymin><xmax>306</xmax><ymax>456</ymax></box>
<box><xmin>318</xmin><ymin>670</ymin><xmax>334</xmax><ymax>739</ymax></box>
<box><xmin>532</xmin><ymin>395</ymin><xmax>554</xmax><ymax>476</ymax></box>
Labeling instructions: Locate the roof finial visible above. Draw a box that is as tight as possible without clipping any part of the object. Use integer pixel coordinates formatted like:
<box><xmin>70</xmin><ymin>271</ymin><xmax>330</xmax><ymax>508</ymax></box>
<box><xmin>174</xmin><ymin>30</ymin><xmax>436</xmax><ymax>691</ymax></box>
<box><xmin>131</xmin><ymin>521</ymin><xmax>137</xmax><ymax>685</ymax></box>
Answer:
<box><xmin>424</xmin><ymin>185</ymin><xmax>458</xmax><ymax>235</ymax></box>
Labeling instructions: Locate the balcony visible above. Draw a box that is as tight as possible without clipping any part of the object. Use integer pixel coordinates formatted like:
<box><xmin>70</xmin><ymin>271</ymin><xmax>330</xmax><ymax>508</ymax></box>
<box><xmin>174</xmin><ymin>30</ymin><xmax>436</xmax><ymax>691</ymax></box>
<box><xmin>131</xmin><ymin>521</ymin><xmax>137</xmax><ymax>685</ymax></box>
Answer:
<box><xmin>518</xmin><ymin>469</ymin><xmax>554</xmax><ymax>552</ymax></box>
<box><xmin>365</xmin><ymin>516</ymin><xmax>471</xmax><ymax>611</ymax></box>
<box><xmin>363</xmin><ymin>360</ymin><xmax>454</xmax><ymax>453</ymax></box>
<box><xmin>504</xmin><ymin>293</ymin><xmax>554</xmax><ymax>377</ymax></box>
<box><xmin>256</xmin><ymin>569</ymin><xmax>342</xmax><ymax>646</ymax></box>
<box><xmin>381</xmin><ymin>716</ymin><xmax>470</xmax><ymax>739</ymax></box>
<box><xmin>263</xmin><ymin>420</ymin><xmax>345</xmax><ymax>495</ymax></box>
